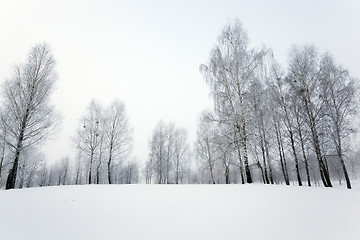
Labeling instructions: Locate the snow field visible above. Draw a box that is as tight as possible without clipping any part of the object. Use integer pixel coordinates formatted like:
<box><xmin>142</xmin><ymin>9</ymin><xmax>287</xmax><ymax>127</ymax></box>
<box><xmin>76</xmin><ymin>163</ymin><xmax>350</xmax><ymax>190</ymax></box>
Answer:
<box><xmin>0</xmin><ymin>184</ymin><xmax>359</xmax><ymax>240</ymax></box>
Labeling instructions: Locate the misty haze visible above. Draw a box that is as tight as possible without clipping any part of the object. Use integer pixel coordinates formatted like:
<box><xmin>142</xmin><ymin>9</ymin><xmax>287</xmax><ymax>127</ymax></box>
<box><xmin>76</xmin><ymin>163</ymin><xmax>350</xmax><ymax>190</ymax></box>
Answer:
<box><xmin>0</xmin><ymin>1</ymin><xmax>359</xmax><ymax>240</ymax></box>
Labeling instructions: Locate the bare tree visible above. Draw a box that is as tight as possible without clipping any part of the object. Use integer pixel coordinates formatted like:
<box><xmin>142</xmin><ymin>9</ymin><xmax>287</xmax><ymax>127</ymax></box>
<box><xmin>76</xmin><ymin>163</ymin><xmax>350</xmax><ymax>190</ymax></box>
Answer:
<box><xmin>59</xmin><ymin>156</ymin><xmax>70</xmax><ymax>185</ymax></box>
<box><xmin>272</xmin><ymin>111</ymin><xmax>290</xmax><ymax>185</ymax></box>
<box><xmin>104</xmin><ymin>100</ymin><xmax>132</xmax><ymax>184</ymax></box>
<box><xmin>124</xmin><ymin>160</ymin><xmax>139</xmax><ymax>184</ymax></box>
<box><xmin>95</xmin><ymin>133</ymin><xmax>104</xmax><ymax>184</ymax></box>
<box><xmin>38</xmin><ymin>163</ymin><xmax>49</xmax><ymax>187</ymax></box>
<box><xmin>144</xmin><ymin>159</ymin><xmax>153</xmax><ymax>184</ymax></box>
<box><xmin>248</xmin><ymin>80</ymin><xmax>275</xmax><ymax>184</ymax></box>
<box><xmin>147</xmin><ymin>121</ymin><xmax>190</xmax><ymax>184</ymax></box>
<box><xmin>164</xmin><ymin>123</ymin><xmax>175</xmax><ymax>184</ymax></box>
<box><xmin>320</xmin><ymin>55</ymin><xmax>358</xmax><ymax>189</ymax></box>
<box><xmin>196</xmin><ymin>113</ymin><xmax>217</xmax><ymax>184</ymax></box>
<box><xmin>292</xmin><ymin>95</ymin><xmax>312</xmax><ymax>186</ymax></box>
<box><xmin>270</xmin><ymin>74</ymin><xmax>302</xmax><ymax>186</ymax></box>
<box><xmin>192</xmin><ymin>22</ymin><xmax>359</xmax><ymax>188</ymax></box>
<box><xmin>173</xmin><ymin>128</ymin><xmax>189</xmax><ymax>184</ymax></box>
<box><xmin>13</xmin><ymin>147</ymin><xmax>45</xmax><ymax>188</ymax></box>
<box><xmin>74</xmin><ymin>100</ymin><xmax>102</xmax><ymax>184</ymax></box>
<box><xmin>213</xmin><ymin>126</ymin><xmax>234</xmax><ymax>184</ymax></box>
<box><xmin>74</xmin><ymin>152</ymin><xmax>84</xmax><ymax>185</ymax></box>
<box><xmin>287</xmin><ymin>45</ymin><xmax>333</xmax><ymax>187</ymax></box>
<box><xmin>1</xmin><ymin>43</ymin><xmax>60</xmax><ymax>190</ymax></box>
<box><xmin>233</xmin><ymin>125</ymin><xmax>245</xmax><ymax>184</ymax></box>
<box><xmin>148</xmin><ymin>121</ymin><xmax>167</xmax><ymax>184</ymax></box>
<box><xmin>200</xmin><ymin>20</ymin><xmax>269</xmax><ymax>183</ymax></box>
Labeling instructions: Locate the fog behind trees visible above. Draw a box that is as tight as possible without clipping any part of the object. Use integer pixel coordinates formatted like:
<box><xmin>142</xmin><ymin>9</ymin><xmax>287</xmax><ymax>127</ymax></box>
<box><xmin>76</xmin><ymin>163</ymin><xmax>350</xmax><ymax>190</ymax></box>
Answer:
<box><xmin>1</xmin><ymin>20</ymin><xmax>360</xmax><ymax>189</ymax></box>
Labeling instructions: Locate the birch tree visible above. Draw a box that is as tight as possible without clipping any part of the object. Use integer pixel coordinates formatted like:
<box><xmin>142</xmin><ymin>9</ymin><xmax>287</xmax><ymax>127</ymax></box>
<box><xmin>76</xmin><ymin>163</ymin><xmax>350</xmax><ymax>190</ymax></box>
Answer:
<box><xmin>173</xmin><ymin>128</ymin><xmax>189</xmax><ymax>184</ymax></box>
<box><xmin>104</xmin><ymin>100</ymin><xmax>132</xmax><ymax>184</ymax></box>
<box><xmin>196</xmin><ymin>113</ymin><xmax>217</xmax><ymax>184</ymax></box>
<box><xmin>320</xmin><ymin>55</ymin><xmax>358</xmax><ymax>189</ymax></box>
<box><xmin>74</xmin><ymin>100</ymin><xmax>103</xmax><ymax>184</ymax></box>
<box><xmin>200</xmin><ymin>20</ymin><xmax>268</xmax><ymax>183</ymax></box>
<box><xmin>1</xmin><ymin>43</ymin><xmax>60</xmax><ymax>190</ymax></box>
<box><xmin>287</xmin><ymin>45</ymin><xmax>332</xmax><ymax>187</ymax></box>
<box><xmin>148</xmin><ymin>121</ymin><xmax>167</xmax><ymax>184</ymax></box>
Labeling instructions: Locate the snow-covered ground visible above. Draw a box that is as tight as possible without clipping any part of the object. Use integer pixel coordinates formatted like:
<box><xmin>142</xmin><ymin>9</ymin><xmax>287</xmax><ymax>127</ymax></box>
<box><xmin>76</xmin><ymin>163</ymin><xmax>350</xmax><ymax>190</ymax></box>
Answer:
<box><xmin>1</xmin><ymin>183</ymin><xmax>359</xmax><ymax>240</ymax></box>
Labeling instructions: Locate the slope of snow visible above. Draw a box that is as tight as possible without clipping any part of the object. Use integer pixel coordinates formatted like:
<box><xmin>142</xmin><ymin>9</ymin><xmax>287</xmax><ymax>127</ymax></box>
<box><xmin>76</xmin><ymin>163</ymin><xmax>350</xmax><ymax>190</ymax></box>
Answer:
<box><xmin>0</xmin><ymin>184</ymin><xmax>359</xmax><ymax>240</ymax></box>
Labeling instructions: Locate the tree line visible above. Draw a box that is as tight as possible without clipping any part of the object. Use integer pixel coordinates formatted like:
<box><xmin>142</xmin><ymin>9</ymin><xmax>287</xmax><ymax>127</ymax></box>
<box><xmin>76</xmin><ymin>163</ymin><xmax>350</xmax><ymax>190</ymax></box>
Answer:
<box><xmin>1</xmin><ymin>20</ymin><xmax>360</xmax><ymax>190</ymax></box>
<box><xmin>146</xmin><ymin>20</ymin><xmax>360</xmax><ymax>188</ymax></box>
<box><xmin>0</xmin><ymin>44</ymin><xmax>137</xmax><ymax>189</ymax></box>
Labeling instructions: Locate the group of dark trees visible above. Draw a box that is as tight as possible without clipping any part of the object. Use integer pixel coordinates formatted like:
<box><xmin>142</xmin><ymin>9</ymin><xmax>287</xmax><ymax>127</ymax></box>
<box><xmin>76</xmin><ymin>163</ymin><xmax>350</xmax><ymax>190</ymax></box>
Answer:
<box><xmin>1</xmin><ymin>21</ymin><xmax>359</xmax><ymax>190</ymax></box>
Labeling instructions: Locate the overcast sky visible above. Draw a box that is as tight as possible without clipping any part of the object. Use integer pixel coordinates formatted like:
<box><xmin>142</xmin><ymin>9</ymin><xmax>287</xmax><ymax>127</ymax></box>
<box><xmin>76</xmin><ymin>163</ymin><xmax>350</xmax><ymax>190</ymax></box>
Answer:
<box><xmin>0</xmin><ymin>0</ymin><xmax>359</xmax><ymax>165</ymax></box>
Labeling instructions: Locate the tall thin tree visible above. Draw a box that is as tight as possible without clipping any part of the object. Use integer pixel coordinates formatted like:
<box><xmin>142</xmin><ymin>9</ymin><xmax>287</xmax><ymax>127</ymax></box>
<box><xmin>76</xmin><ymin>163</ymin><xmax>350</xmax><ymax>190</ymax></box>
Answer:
<box><xmin>105</xmin><ymin>100</ymin><xmax>132</xmax><ymax>184</ymax></box>
<box><xmin>1</xmin><ymin>43</ymin><xmax>60</xmax><ymax>190</ymax></box>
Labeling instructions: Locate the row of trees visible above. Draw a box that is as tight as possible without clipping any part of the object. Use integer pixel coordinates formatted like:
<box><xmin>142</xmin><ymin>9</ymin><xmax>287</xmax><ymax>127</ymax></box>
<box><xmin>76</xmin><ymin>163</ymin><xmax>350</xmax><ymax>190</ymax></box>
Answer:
<box><xmin>73</xmin><ymin>99</ymin><xmax>134</xmax><ymax>185</ymax></box>
<box><xmin>193</xmin><ymin>20</ymin><xmax>358</xmax><ymax>189</ymax></box>
<box><xmin>0</xmin><ymin>97</ymin><xmax>138</xmax><ymax>188</ymax></box>
<box><xmin>145</xmin><ymin>21</ymin><xmax>359</xmax><ymax>188</ymax></box>
<box><xmin>0</xmin><ymin>147</ymin><xmax>139</xmax><ymax>189</ymax></box>
<box><xmin>0</xmin><ymin>44</ymin><xmax>138</xmax><ymax>189</ymax></box>
<box><xmin>1</xmin><ymin>21</ymin><xmax>359</xmax><ymax>189</ymax></box>
<box><xmin>145</xmin><ymin>121</ymin><xmax>190</xmax><ymax>184</ymax></box>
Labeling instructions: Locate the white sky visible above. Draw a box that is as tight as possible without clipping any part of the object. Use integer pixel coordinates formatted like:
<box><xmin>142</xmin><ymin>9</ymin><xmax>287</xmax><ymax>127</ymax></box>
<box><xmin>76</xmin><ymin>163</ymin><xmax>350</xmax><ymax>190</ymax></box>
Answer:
<box><xmin>0</xmin><ymin>0</ymin><xmax>359</xmax><ymax>165</ymax></box>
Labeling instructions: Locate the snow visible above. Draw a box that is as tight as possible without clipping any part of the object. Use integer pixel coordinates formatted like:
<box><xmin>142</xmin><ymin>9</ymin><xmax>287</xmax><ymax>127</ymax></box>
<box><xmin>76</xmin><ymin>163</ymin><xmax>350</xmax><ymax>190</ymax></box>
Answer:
<box><xmin>0</xmin><ymin>183</ymin><xmax>359</xmax><ymax>240</ymax></box>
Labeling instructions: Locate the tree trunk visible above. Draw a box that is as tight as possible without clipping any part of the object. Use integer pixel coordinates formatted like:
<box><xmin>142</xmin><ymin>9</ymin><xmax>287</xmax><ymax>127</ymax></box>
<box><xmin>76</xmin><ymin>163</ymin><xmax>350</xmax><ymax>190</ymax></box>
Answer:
<box><xmin>88</xmin><ymin>150</ymin><xmax>94</xmax><ymax>184</ymax></box>
<box><xmin>166</xmin><ymin>147</ymin><xmax>170</xmax><ymax>184</ymax></box>
<box><xmin>280</xmin><ymin>130</ymin><xmax>290</xmax><ymax>184</ymax></box>
<box><xmin>289</xmin><ymin>130</ymin><xmax>302</xmax><ymax>186</ymax></box>
<box><xmin>312</xmin><ymin>123</ymin><xmax>332</xmax><ymax>187</ymax></box>
<box><xmin>96</xmin><ymin>162</ymin><xmax>101</xmax><ymax>184</ymax></box>
<box><xmin>235</xmin><ymin>140</ymin><xmax>245</xmax><ymax>184</ymax></box>
<box><xmin>240</xmin><ymin>99</ymin><xmax>252</xmax><ymax>183</ymax></box>
<box><xmin>339</xmin><ymin>154</ymin><xmax>351</xmax><ymax>189</ymax></box>
<box><xmin>18</xmin><ymin>163</ymin><xmax>24</xmax><ymax>189</ymax></box>
<box><xmin>175</xmin><ymin>157</ymin><xmax>179</xmax><ymax>184</ymax></box>
<box><xmin>0</xmin><ymin>138</ymin><xmax>6</xmax><ymax>182</ymax></box>
<box><xmin>209</xmin><ymin>163</ymin><xmax>216</xmax><ymax>184</ymax></box>
<box><xmin>263</xmin><ymin>131</ymin><xmax>274</xmax><ymax>184</ymax></box>
<box><xmin>6</xmin><ymin>105</ymin><xmax>30</xmax><ymax>190</ymax></box>
<box><xmin>260</xmin><ymin>134</ymin><xmax>270</xmax><ymax>184</ymax></box>
<box><xmin>234</xmin><ymin>125</ymin><xmax>245</xmax><ymax>184</ymax></box>
<box><xmin>304</xmin><ymin>95</ymin><xmax>332</xmax><ymax>187</ymax></box>
<box><xmin>254</xmin><ymin>145</ymin><xmax>265</xmax><ymax>184</ymax></box>
<box><xmin>39</xmin><ymin>169</ymin><xmax>47</xmax><ymax>187</ymax></box>
<box><xmin>158</xmin><ymin>151</ymin><xmax>162</xmax><ymax>184</ymax></box>
<box><xmin>48</xmin><ymin>167</ymin><xmax>53</xmax><ymax>186</ymax></box>
<box><xmin>75</xmin><ymin>161</ymin><xmax>81</xmax><ymax>185</ymax></box>
<box><xmin>283</xmin><ymin>104</ymin><xmax>302</xmax><ymax>186</ymax></box>
<box><xmin>257</xmin><ymin>161</ymin><xmax>266</xmax><ymax>184</ymax></box>
<box><xmin>242</xmin><ymin>136</ymin><xmax>252</xmax><ymax>183</ymax></box>
<box><xmin>206</xmin><ymin>137</ymin><xmax>216</xmax><ymax>184</ymax></box>
<box><xmin>296</xmin><ymin>115</ymin><xmax>311</xmax><ymax>186</ymax></box>
<box><xmin>336</xmin><ymin>133</ymin><xmax>351</xmax><ymax>189</ymax></box>
<box><xmin>274</xmin><ymin>121</ymin><xmax>289</xmax><ymax>185</ymax></box>
<box><xmin>107</xmin><ymin>143</ymin><xmax>113</xmax><ymax>184</ymax></box>
<box><xmin>225</xmin><ymin>164</ymin><xmax>230</xmax><ymax>184</ymax></box>
<box><xmin>6</xmin><ymin>132</ymin><xmax>24</xmax><ymax>190</ymax></box>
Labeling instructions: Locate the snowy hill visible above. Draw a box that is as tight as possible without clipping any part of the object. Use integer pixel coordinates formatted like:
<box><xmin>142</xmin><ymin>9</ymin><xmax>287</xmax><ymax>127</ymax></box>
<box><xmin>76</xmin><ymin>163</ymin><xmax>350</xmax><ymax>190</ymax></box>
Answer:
<box><xmin>1</xmin><ymin>184</ymin><xmax>359</xmax><ymax>240</ymax></box>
